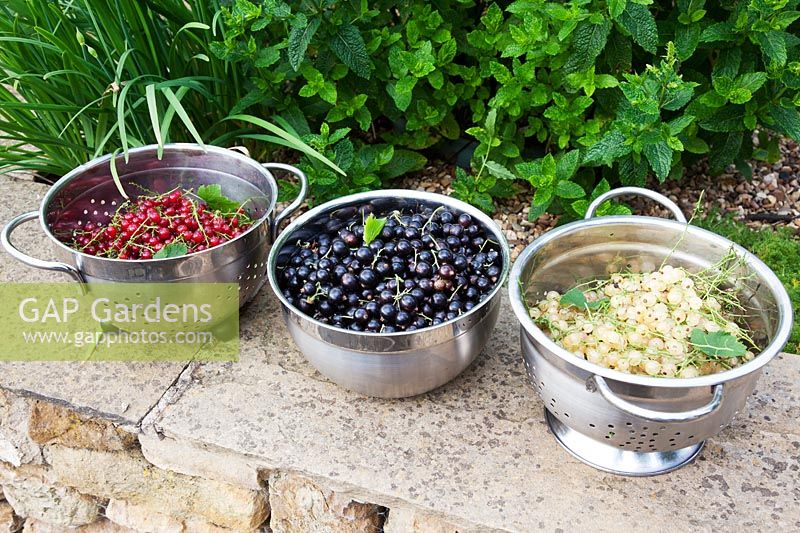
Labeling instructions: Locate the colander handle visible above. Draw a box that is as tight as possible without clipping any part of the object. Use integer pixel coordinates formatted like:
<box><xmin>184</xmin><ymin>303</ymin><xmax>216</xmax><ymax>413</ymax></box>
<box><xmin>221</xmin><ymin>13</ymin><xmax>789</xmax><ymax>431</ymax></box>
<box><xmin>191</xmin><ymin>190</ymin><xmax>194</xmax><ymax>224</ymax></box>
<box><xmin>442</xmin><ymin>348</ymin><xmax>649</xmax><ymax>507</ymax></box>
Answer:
<box><xmin>262</xmin><ymin>163</ymin><xmax>308</xmax><ymax>241</ymax></box>
<box><xmin>584</xmin><ymin>187</ymin><xmax>687</xmax><ymax>223</ymax></box>
<box><xmin>588</xmin><ymin>375</ymin><xmax>724</xmax><ymax>422</ymax></box>
<box><xmin>1</xmin><ymin>211</ymin><xmax>85</xmax><ymax>283</ymax></box>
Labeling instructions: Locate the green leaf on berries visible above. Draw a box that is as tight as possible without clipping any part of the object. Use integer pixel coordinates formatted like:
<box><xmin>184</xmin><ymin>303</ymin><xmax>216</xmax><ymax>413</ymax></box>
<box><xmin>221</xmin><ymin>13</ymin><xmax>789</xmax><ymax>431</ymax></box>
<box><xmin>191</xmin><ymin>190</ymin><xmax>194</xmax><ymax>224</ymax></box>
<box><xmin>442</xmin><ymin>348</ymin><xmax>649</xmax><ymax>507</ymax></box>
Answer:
<box><xmin>560</xmin><ymin>288</ymin><xmax>607</xmax><ymax>310</ymax></box>
<box><xmin>153</xmin><ymin>242</ymin><xmax>188</xmax><ymax>259</ymax></box>
<box><xmin>197</xmin><ymin>184</ymin><xmax>243</xmax><ymax>215</ymax></box>
<box><xmin>690</xmin><ymin>329</ymin><xmax>747</xmax><ymax>358</ymax></box>
<box><xmin>363</xmin><ymin>213</ymin><xmax>387</xmax><ymax>246</ymax></box>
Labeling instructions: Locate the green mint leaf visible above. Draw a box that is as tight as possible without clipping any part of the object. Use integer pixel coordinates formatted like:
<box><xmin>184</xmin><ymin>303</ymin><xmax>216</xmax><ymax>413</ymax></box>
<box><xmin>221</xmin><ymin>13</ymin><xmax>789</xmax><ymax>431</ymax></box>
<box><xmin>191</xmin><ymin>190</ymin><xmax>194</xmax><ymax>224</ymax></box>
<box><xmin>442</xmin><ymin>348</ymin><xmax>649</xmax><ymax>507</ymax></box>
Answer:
<box><xmin>484</xmin><ymin>160</ymin><xmax>517</xmax><ymax>180</ymax></box>
<box><xmin>381</xmin><ymin>149</ymin><xmax>427</xmax><ymax>179</ymax></box>
<box><xmin>609</xmin><ymin>0</ymin><xmax>626</xmax><ymax>19</ymax></box>
<box><xmin>618</xmin><ymin>156</ymin><xmax>648</xmax><ymax>187</ymax></box>
<box><xmin>363</xmin><ymin>214</ymin><xmax>387</xmax><ymax>246</ymax></box>
<box><xmin>555</xmin><ymin>180</ymin><xmax>585</xmax><ymax>199</ymax></box>
<box><xmin>618</xmin><ymin>2</ymin><xmax>658</xmax><ymax>54</ymax></box>
<box><xmin>583</xmin><ymin>130</ymin><xmax>631</xmax><ymax>166</ymax></box>
<box><xmin>555</xmin><ymin>150</ymin><xmax>581</xmax><ymax>182</ymax></box>
<box><xmin>288</xmin><ymin>16</ymin><xmax>321</xmax><ymax>71</ymax></box>
<box><xmin>690</xmin><ymin>329</ymin><xmax>747</xmax><ymax>358</ymax></box>
<box><xmin>330</xmin><ymin>24</ymin><xmax>371</xmax><ymax>79</ymax></box>
<box><xmin>769</xmin><ymin>104</ymin><xmax>800</xmax><ymax>141</ymax></box>
<box><xmin>197</xmin><ymin>184</ymin><xmax>243</xmax><ymax>214</ymax></box>
<box><xmin>758</xmin><ymin>31</ymin><xmax>787</xmax><ymax>68</ymax></box>
<box><xmin>153</xmin><ymin>242</ymin><xmax>188</xmax><ymax>259</ymax></box>
<box><xmin>643</xmin><ymin>140</ymin><xmax>673</xmax><ymax>182</ymax></box>
<box><xmin>565</xmin><ymin>19</ymin><xmax>611</xmax><ymax>72</ymax></box>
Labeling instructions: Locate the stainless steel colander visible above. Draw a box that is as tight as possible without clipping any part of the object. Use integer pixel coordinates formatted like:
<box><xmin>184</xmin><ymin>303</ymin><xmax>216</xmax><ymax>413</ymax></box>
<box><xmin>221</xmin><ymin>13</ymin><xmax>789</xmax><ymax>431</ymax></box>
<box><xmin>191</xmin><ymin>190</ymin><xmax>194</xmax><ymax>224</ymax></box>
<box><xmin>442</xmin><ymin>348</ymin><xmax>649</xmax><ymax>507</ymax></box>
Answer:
<box><xmin>508</xmin><ymin>187</ymin><xmax>793</xmax><ymax>476</ymax></box>
<box><xmin>1</xmin><ymin>144</ymin><xmax>306</xmax><ymax>306</ymax></box>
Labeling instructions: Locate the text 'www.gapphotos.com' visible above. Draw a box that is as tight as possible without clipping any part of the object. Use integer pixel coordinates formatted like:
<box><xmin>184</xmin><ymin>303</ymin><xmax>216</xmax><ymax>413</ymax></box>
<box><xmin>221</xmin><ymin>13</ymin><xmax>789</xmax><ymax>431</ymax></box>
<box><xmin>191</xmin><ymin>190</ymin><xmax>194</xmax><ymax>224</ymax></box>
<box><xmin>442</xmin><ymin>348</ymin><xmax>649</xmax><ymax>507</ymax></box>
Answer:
<box><xmin>21</xmin><ymin>329</ymin><xmax>215</xmax><ymax>348</ymax></box>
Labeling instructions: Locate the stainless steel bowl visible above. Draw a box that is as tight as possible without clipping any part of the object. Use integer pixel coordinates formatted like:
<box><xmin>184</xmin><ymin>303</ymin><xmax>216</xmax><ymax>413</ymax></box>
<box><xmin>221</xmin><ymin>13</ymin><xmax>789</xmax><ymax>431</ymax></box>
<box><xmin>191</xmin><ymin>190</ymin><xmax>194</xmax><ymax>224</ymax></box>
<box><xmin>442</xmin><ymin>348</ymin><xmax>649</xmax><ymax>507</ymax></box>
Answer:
<box><xmin>508</xmin><ymin>187</ymin><xmax>793</xmax><ymax>476</ymax></box>
<box><xmin>2</xmin><ymin>144</ymin><xmax>306</xmax><ymax>306</ymax></box>
<box><xmin>267</xmin><ymin>190</ymin><xmax>510</xmax><ymax>398</ymax></box>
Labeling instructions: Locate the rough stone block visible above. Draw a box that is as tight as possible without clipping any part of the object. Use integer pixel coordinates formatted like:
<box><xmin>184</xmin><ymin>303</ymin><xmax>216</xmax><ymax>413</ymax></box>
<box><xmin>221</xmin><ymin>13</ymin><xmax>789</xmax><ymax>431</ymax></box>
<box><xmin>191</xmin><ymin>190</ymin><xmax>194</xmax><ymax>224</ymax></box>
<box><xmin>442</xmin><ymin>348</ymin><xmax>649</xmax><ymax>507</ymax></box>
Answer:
<box><xmin>105</xmin><ymin>499</ymin><xmax>182</xmax><ymax>533</ymax></box>
<box><xmin>28</xmin><ymin>402</ymin><xmax>137</xmax><ymax>452</ymax></box>
<box><xmin>383</xmin><ymin>507</ymin><xmax>459</xmax><ymax>533</ymax></box>
<box><xmin>139</xmin><ymin>433</ymin><xmax>264</xmax><ymax>491</ymax></box>
<box><xmin>23</xmin><ymin>517</ymin><xmax>133</xmax><ymax>532</ymax></box>
<box><xmin>182</xmin><ymin>518</ymin><xmax>236</xmax><ymax>533</ymax></box>
<box><xmin>44</xmin><ymin>445</ymin><xmax>268</xmax><ymax>531</ymax></box>
<box><xmin>268</xmin><ymin>473</ymin><xmax>382</xmax><ymax>533</ymax></box>
<box><xmin>0</xmin><ymin>392</ymin><xmax>41</xmax><ymax>467</ymax></box>
<box><xmin>0</xmin><ymin>502</ymin><xmax>23</xmax><ymax>533</ymax></box>
<box><xmin>1</xmin><ymin>464</ymin><xmax>99</xmax><ymax>527</ymax></box>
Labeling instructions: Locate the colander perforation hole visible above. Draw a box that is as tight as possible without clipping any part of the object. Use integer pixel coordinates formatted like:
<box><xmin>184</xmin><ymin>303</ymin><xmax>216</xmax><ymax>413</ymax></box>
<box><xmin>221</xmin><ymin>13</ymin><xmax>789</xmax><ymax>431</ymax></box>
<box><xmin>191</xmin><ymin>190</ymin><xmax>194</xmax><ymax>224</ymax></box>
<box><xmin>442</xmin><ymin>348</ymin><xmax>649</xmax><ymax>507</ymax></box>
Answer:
<box><xmin>588</xmin><ymin>423</ymin><xmax>596</xmax><ymax>428</ymax></box>
<box><xmin>607</xmin><ymin>424</ymin><xmax>614</xmax><ymax>428</ymax></box>
<box><xmin>688</xmin><ymin>435</ymin><xmax>695</xmax><ymax>439</ymax></box>
<box><xmin>563</xmin><ymin>412</ymin><xmax>570</xmax><ymax>418</ymax></box>
<box><xmin>674</xmin><ymin>431</ymin><xmax>682</xmax><ymax>436</ymax></box>
<box><xmin>625</xmin><ymin>422</ymin><xmax>632</xmax><ymax>426</ymax></box>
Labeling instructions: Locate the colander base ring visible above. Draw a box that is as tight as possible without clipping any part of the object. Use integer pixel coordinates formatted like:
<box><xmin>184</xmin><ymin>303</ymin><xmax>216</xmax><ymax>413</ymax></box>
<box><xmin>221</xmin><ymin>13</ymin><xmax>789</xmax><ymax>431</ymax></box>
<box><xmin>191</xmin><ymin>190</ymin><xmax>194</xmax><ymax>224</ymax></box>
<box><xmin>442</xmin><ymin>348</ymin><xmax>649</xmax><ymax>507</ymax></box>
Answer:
<box><xmin>545</xmin><ymin>409</ymin><xmax>704</xmax><ymax>476</ymax></box>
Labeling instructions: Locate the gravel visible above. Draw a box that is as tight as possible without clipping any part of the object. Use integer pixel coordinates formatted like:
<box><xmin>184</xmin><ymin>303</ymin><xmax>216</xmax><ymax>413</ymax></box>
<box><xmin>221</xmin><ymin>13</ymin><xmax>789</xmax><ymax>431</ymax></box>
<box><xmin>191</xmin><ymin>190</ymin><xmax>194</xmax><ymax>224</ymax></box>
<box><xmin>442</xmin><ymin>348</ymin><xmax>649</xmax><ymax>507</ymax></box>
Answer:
<box><xmin>398</xmin><ymin>138</ymin><xmax>800</xmax><ymax>260</ymax></box>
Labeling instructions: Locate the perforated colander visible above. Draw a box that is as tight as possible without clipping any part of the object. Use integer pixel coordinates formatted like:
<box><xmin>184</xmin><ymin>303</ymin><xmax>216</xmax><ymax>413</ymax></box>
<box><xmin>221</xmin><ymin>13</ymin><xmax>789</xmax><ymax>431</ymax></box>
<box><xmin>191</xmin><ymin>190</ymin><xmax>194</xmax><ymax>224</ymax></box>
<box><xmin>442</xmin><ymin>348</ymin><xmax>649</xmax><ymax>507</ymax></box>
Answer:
<box><xmin>2</xmin><ymin>144</ymin><xmax>306</xmax><ymax>306</ymax></box>
<box><xmin>509</xmin><ymin>188</ymin><xmax>792</xmax><ymax>476</ymax></box>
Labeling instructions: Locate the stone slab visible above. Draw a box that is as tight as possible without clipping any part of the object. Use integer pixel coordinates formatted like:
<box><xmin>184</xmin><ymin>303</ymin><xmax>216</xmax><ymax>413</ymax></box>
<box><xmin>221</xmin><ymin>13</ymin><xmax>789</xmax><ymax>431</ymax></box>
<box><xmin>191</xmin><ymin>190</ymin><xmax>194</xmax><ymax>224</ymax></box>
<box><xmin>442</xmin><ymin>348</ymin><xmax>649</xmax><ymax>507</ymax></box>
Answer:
<box><xmin>0</xmin><ymin>178</ymin><xmax>190</xmax><ymax>424</ymax></box>
<box><xmin>150</xmin><ymin>290</ymin><xmax>800</xmax><ymax>532</ymax></box>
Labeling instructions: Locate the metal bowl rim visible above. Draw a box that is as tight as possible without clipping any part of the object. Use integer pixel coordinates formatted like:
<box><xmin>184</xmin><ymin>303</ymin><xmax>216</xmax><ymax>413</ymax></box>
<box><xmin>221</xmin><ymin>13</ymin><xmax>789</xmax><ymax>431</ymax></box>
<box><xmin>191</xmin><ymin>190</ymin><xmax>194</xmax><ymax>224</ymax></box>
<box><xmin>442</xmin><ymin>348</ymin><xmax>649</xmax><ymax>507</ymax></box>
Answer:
<box><xmin>508</xmin><ymin>214</ymin><xmax>794</xmax><ymax>389</ymax></box>
<box><xmin>37</xmin><ymin>144</ymin><xmax>277</xmax><ymax>263</ymax></box>
<box><xmin>267</xmin><ymin>189</ymin><xmax>510</xmax><ymax>338</ymax></box>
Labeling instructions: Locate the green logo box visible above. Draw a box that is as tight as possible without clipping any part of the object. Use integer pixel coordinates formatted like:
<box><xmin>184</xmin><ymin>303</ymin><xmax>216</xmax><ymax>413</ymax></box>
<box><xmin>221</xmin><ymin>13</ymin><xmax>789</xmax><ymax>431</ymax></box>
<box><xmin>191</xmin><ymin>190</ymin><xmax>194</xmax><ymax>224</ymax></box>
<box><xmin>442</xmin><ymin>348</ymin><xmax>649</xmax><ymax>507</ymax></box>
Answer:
<box><xmin>0</xmin><ymin>283</ymin><xmax>239</xmax><ymax>361</ymax></box>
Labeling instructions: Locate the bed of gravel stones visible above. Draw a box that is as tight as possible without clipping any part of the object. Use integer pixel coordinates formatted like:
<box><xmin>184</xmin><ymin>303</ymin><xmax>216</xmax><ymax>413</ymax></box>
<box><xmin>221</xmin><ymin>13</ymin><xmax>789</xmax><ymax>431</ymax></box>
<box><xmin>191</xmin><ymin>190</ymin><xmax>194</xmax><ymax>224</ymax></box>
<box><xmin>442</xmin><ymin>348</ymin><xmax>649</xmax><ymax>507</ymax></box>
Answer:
<box><xmin>398</xmin><ymin>138</ymin><xmax>800</xmax><ymax>260</ymax></box>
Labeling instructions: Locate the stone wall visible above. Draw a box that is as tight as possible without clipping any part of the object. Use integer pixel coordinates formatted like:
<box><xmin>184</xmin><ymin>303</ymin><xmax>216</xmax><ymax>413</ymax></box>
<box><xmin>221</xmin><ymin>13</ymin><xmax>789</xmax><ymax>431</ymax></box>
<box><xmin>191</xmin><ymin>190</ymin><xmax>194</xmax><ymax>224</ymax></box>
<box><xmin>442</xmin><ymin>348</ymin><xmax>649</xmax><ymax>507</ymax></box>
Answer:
<box><xmin>0</xmin><ymin>390</ymin><xmax>460</xmax><ymax>533</ymax></box>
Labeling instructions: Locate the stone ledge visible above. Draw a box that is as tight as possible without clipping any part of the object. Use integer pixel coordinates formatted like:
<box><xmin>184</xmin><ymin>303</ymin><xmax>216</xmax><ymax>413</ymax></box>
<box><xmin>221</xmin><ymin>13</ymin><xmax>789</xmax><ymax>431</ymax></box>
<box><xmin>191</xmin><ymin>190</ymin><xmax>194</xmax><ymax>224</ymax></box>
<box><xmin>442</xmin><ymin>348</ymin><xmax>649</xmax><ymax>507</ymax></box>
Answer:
<box><xmin>2</xmin><ymin>177</ymin><xmax>799</xmax><ymax>532</ymax></box>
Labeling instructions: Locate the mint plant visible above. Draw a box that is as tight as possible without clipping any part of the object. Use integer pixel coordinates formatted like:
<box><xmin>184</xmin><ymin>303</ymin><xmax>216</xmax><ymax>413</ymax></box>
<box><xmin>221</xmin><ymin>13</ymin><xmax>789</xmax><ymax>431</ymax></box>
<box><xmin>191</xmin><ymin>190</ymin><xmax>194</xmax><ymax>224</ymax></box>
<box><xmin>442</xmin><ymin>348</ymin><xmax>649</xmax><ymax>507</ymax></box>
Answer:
<box><xmin>1</xmin><ymin>0</ymin><xmax>798</xmax><ymax>214</ymax></box>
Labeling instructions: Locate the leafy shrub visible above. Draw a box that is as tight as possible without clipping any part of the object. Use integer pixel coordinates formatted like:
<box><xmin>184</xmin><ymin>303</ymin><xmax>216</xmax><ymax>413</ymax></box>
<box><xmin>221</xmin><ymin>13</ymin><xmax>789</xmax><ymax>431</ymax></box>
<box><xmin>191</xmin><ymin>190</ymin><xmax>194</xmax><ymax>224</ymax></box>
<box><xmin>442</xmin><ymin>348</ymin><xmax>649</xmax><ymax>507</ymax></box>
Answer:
<box><xmin>214</xmin><ymin>0</ymin><xmax>800</xmax><ymax>215</ymax></box>
<box><xmin>2</xmin><ymin>1</ymin><xmax>798</xmax><ymax>212</ymax></box>
<box><xmin>0</xmin><ymin>0</ymin><xmax>239</xmax><ymax>177</ymax></box>
<box><xmin>0</xmin><ymin>0</ymin><xmax>336</xmax><ymax>185</ymax></box>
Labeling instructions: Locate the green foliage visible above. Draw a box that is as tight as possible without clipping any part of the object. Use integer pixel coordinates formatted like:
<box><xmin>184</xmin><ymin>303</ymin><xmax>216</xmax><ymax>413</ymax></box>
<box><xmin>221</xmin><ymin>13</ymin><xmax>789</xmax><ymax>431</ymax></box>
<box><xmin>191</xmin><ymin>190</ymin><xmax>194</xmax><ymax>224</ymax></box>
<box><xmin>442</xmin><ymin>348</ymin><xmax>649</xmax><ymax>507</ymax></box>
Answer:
<box><xmin>690</xmin><ymin>329</ymin><xmax>747</xmax><ymax>358</ymax></box>
<box><xmin>2</xmin><ymin>0</ymin><xmax>799</xmax><ymax>212</ymax></box>
<box><xmin>0</xmin><ymin>0</ymin><xmax>241</xmax><ymax>177</ymax></box>
<box><xmin>0</xmin><ymin>0</ymin><xmax>341</xmax><ymax>199</ymax></box>
<box><xmin>213</xmin><ymin>0</ymin><xmax>800</xmax><ymax>213</ymax></box>
<box><xmin>695</xmin><ymin>214</ymin><xmax>800</xmax><ymax>353</ymax></box>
